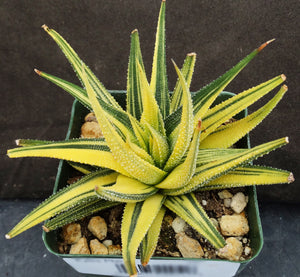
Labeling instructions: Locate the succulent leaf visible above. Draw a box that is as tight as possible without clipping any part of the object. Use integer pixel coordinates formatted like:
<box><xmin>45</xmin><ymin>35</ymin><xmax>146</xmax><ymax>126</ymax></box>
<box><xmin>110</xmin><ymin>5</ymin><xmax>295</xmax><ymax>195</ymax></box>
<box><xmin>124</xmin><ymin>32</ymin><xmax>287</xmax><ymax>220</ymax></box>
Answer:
<box><xmin>95</xmin><ymin>174</ymin><xmax>158</xmax><ymax>203</ymax></box>
<box><xmin>34</xmin><ymin>69</ymin><xmax>91</xmax><ymax>110</ymax></box>
<box><xmin>42</xmin><ymin>25</ymin><xmax>120</xmax><ymax>109</ymax></box>
<box><xmin>121</xmin><ymin>194</ymin><xmax>165</xmax><ymax>276</ymax></box>
<box><xmin>163</xmin><ymin>62</ymin><xmax>194</xmax><ymax>172</ymax></box>
<box><xmin>164</xmin><ymin>193</ymin><xmax>225</xmax><ymax>249</ymax></box>
<box><xmin>170</xmin><ymin>52</ymin><xmax>196</xmax><ymax>112</ymax></box>
<box><xmin>7</xmin><ymin>138</ymin><xmax>129</xmax><ymax>176</ymax></box>
<box><xmin>138</xmin><ymin>62</ymin><xmax>166</xmax><ymax>136</ymax></box>
<box><xmin>43</xmin><ymin>197</ymin><xmax>119</xmax><ymax>232</ymax></box>
<box><xmin>140</xmin><ymin>207</ymin><xmax>166</xmax><ymax>266</ymax></box>
<box><xmin>150</xmin><ymin>0</ymin><xmax>170</xmax><ymax>119</ymax></box>
<box><xmin>82</xmin><ymin>66</ymin><xmax>167</xmax><ymax>184</ymax></box>
<box><xmin>165</xmin><ymin>137</ymin><xmax>289</xmax><ymax>195</ymax></box>
<box><xmin>6</xmin><ymin>170</ymin><xmax>118</xmax><ymax>239</ymax></box>
<box><xmin>200</xmin><ymin>85</ymin><xmax>288</xmax><ymax>149</ymax></box>
<box><xmin>127</xmin><ymin>29</ymin><xmax>145</xmax><ymax>120</ymax></box>
<box><xmin>165</xmin><ymin>41</ymin><xmax>275</xmax><ymax>137</ymax></box>
<box><xmin>198</xmin><ymin>165</ymin><xmax>294</xmax><ymax>191</ymax></box>
<box><xmin>146</xmin><ymin>123</ymin><xmax>169</xmax><ymax>168</ymax></box>
<box><xmin>200</xmin><ymin>75</ymin><xmax>286</xmax><ymax>141</ymax></box>
<box><xmin>156</xmin><ymin>120</ymin><xmax>201</xmax><ymax>189</ymax></box>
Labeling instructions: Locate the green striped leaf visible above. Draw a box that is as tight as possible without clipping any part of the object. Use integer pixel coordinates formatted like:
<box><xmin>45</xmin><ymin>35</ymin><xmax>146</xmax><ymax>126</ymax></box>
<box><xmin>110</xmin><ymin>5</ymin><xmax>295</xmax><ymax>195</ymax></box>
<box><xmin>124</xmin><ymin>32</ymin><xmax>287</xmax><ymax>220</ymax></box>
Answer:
<box><xmin>164</xmin><ymin>137</ymin><xmax>289</xmax><ymax>195</ymax></box>
<box><xmin>164</xmin><ymin>193</ymin><xmax>225</xmax><ymax>249</ymax></box>
<box><xmin>140</xmin><ymin>207</ymin><xmax>166</xmax><ymax>266</ymax></box>
<box><xmin>121</xmin><ymin>194</ymin><xmax>165</xmax><ymax>276</ymax></box>
<box><xmin>170</xmin><ymin>52</ymin><xmax>196</xmax><ymax>112</ymax></box>
<box><xmin>163</xmin><ymin>61</ymin><xmax>194</xmax><ymax>172</ymax></box>
<box><xmin>82</xmin><ymin>68</ymin><xmax>167</xmax><ymax>184</ymax></box>
<box><xmin>127</xmin><ymin>29</ymin><xmax>145</xmax><ymax>120</ymax></box>
<box><xmin>35</xmin><ymin>69</ymin><xmax>91</xmax><ymax>110</ymax></box>
<box><xmin>200</xmin><ymin>85</ymin><xmax>288</xmax><ymax>149</ymax></box>
<box><xmin>146</xmin><ymin>123</ymin><xmax>169</xmax><ymax>168</ymax></box>
<box><xmin>68</xmin><ymin>161</ymin><xmax>100</xmax><ymax>174</ymax></box>
<box><xmin>198</xmin><ymin>165</ymin><xmax>294</xmax><ymax>191</ymax></box>
<box><xmin>6</xmin><ymin>170</ymin><xmax>118</xmax><ymax>239</ymax></box>
<box><xmin>7</xmin><ymin>138</ymin><xmax>129</xmax><ymax>176</ymax></box>
<box><xmin>200</xmin><ymin>75</ymin><xmax>286</xmax><ymax>141</ymax></box>
<box><xmin>150</xmin><ymin>0</ymin><xmax>170</xmax><ymax>118</ymax></box>
<box><xmin>43</xmin><ymin>197</ymin><xmax>119</xmax><ymax>231</ymax></box>
<box><xmin>42</xmin><ymin>25</ymin><xmax>120</xmax><ymax>109</ymax></box>
<box><xmin>138</xmin><ymin>62</ymin><xmax>166</xmax><ymax>136</ymax></box>
<box><xmin>95</xmin><ymin>174</ymin><xmax>158</xmax><ymax>203</ymax></box>
<box><xmin>156</xmin><ymin>120</ymin><xmax>201</xmax><ymax>189</ymax></box>
<box><xmin>165</xmin><ymin>40</ymin><xmax>275</xmax><ymax>137</ymax></box>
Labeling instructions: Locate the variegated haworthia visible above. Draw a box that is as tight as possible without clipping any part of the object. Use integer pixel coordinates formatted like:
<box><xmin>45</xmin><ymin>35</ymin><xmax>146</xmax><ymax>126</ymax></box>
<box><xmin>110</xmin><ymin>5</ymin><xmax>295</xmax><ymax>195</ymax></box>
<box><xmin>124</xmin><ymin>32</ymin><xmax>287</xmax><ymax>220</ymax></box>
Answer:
<box><xmin>6</xmin><ymin>1</ymin><xmax>294</xmax><ymax>276</ymax></box>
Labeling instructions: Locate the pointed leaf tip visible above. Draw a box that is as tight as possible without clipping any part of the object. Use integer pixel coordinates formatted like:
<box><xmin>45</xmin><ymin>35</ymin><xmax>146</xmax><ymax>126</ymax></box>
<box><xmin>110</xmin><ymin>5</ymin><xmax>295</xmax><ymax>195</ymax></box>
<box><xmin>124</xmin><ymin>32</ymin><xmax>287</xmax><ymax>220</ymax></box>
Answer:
<box><xmin>41</xmin><ymin>24</ymin><xmax>49</xmax><ymax>31</ymax></box>
<box><xmin>42</xmin><ymin>225</ymin><xmax>50</xmax><ymax>232</ymax></box>
<box><xmin>288</xmin><ymin>172</ymin><xmax>295</xmax><ymax>184</ymax></box>
<box><xmin>258</xmin><ymin>38</ymin><xmax>275</xmax><ymax>52</ymax></box>
<box><xmin>34</xmin><ymin>69</ymin><xmax>42</xmax><ymax>75</ymax></box>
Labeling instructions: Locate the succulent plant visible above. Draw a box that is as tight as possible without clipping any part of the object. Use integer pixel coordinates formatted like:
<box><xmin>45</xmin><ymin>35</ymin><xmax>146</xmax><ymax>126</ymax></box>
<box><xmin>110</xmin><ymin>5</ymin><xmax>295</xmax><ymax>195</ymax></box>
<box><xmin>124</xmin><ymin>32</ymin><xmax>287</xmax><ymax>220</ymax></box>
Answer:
<box><xmin>6</xmin><ymin>1</ymin><xmax>294</xmax><ymax>276</ymax></box>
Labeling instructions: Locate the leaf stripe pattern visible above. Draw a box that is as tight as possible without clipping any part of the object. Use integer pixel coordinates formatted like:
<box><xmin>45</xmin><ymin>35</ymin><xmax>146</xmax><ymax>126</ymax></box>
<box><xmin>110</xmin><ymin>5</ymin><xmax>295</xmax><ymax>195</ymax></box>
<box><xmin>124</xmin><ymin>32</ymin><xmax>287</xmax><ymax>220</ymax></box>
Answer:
<box><xmin>6</xmin><ymin>170</ymin><xmax>118</xmax><ymax>239</ymax></box>
<box><xmin>164</xmin><ymin>193</ymin><xmax>225</xmax><ymax>249</ymax></box>
<box><xmin>43</xmin><ymin>198</ymin><xmax>119</xmax><ymax>231</ymax></box>
<box><xmin>122</xmin><ymin>194</ymin><xmax>165</xmax><ymax>276</ymax></box>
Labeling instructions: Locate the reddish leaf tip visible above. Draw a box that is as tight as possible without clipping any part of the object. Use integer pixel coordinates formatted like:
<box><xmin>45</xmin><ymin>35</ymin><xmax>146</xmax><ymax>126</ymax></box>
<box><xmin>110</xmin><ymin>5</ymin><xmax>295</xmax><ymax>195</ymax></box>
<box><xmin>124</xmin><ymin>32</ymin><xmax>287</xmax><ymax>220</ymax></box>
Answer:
<box><xmin>42</xmin><ymin>225</ymin><xmax>50</xmax><ymax>233</ymax></box>
<box><xmin>257</xmin><ymin>39</ymin><xmax>275</xmax><ymax>52</ymax></box>
<box><xmin>34</xmin><ymin>69</ymin><xmax>42</xmax><ymax>75</ymax></box>
<box><xmin>196</xmin><ymin>119</ymin><xmax>202</xmax><ymax>130</ymax></box>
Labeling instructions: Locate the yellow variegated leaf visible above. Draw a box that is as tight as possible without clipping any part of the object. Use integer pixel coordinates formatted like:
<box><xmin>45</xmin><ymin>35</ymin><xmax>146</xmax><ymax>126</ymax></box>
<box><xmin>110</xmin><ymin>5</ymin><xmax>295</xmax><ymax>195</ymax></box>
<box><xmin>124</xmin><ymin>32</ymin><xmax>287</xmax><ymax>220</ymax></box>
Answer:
<box><xmin>138</xmin><ymin>62</ymin><xmax>166</xmax><ymax>136</ymax></box>
<box><xmin>42</xmin><ymin>25</ymin><xmax>121</xmax><ymax>109</ymax></box>
<box><xmin>122</xmin><ymin>194</ymin><xmax>165</xmax><ymax>276</ymax></box>
<box><xmin>164</xmin><ymin>193</ymin><xmax>225</xmax><ymax>249</ymax></box>
<box><xmin>127</xmin><ymin>139</ymin><xmax>155</xmax><ymax>165</ymax></box>
<box><xmin>141</xmin><ymin>207</ymin><xmax>166</xmax><ymax>266</ymax></box>
<box><xmin>82</xmin><ymin>66</ymin><xmax>167</xmax><ymax>185</ymax></box>
<box><xmin>6</xmin><ymin>170</ymin><xmax>118</xmax><ymax>239</ymax></box>
<box><xmin>156</xmin><ymin>120</ymin><xmax>201</xmax><ymax>189</ymax></box>
<box><xmin>163</xmin><ymin>61</ymin><xmax>194</xmax><ymax>172</ymax></box>
<box><xmin>150</xmin><ymin>0</ymin><xmax>169</xmax><ymax>118</ymax></box>
<box><xmin>7</xmin><ymin>139</ymin><xmax>129</xmax><ymax>176</ymax></box>
<box><xmin>199</xmin><ymin>165</ymin><xmax>294</xmax><ymax>190</ymax></box>
<box><xmin>200</xmin><ymin>85</ymin><xmax>288</xmax><ymax>149</ymax></box>
<box><xmin>200</xmin><ymin>74</ymin><xmax>286</xmax><ymax>140</ymax></box>
<box><xmin>146</xmin><ymin>123</ymin><xmax>169</xmax><ymax>168</ymax></box>
<box><xmin>127</xmin><ymin>29</ymin><xmax>145</xmax><ymax>120</ymax></box>
<box><xmin>164</xmin><ymin>137</ymin><xmax>289</xmax><ymax>195</ymax></box>
<box><xmin>129</xmin><ymin>115</ymin><xmax>148</xmax><ymax>151</ymax></box>
<box><xmin>95</xmin><ymin>174</ymin><xmax>158</xmax><ymax>203</ymax></box>
<box><xmin>171</xmin><ymin>52</ymin><xmax>196</xmax><ymax>112</ymax></box>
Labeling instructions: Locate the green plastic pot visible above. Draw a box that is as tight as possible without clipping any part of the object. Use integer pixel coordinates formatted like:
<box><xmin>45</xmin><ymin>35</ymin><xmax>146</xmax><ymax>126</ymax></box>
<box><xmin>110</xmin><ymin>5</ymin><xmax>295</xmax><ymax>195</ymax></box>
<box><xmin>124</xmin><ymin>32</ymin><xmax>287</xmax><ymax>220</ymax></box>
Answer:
<box><xmin>42</xmin><ymin>91</ymin><xmax>263</xmax><ymax>276</ymax></box>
